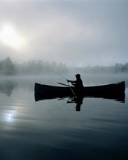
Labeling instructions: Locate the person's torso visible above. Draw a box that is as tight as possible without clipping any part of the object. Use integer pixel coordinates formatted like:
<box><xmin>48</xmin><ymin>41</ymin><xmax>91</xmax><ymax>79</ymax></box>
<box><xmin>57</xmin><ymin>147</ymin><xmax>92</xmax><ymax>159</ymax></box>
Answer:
<box><xmin>75</xmin><ymin>79</ymin><xmax>83</xmax><ymax>88</ymax></box>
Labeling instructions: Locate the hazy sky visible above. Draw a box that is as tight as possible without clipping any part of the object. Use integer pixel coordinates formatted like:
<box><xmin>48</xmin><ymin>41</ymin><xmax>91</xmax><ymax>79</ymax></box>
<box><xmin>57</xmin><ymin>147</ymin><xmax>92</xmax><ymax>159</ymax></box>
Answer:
<box><xmin>0</xmin><ymin>0</ymin><xmax>127</xmax><ymax>66</ymax></box>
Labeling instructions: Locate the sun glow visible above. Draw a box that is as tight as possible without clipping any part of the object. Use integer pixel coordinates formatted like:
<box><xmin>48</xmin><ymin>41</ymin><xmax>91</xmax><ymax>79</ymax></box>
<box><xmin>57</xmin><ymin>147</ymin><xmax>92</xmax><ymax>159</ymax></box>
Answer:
<box><xmin>0</xmin><ymin>24</ymin><xmax>26</xmax><ymax>50</ymax></box>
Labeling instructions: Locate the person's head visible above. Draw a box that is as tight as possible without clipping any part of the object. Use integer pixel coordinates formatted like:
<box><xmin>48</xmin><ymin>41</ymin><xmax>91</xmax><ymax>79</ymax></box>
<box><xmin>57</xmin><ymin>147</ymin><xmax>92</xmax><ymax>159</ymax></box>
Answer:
<box><xmin>75</xmin><ymin>74</ymin><xmax>81</xmax><ymax>79</ymax></box>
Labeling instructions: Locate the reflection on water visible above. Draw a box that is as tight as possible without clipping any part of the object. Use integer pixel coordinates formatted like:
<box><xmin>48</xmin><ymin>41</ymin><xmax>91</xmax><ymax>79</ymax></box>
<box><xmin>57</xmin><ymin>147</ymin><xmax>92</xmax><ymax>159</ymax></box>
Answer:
<box><xmin>0</xmin><ymin>75</ymin><xmax>127</xmax><ymax>160</ymax></box>
<box><xmin>0</xmin><ymin>80</ymin><xmax>17</xmax><ymax>96</ymax></box>
<box><xmin>67</xmin><ymin>96</ymin><xmax>84</xmax><ymax>111</ymax></box>
<box><xmin>3</xmin><ymin>109</ymin><xmax>16</xmax><ymax>123</ymax></box>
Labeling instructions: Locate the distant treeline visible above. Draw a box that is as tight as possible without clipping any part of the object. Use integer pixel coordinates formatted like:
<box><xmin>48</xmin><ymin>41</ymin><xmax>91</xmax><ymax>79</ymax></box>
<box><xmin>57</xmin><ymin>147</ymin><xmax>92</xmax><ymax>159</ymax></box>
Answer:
<box><xmin>0</xmin><ymin>57</ymin><xmax>128</xmax><ymax>75</ymax></box>
<box><xmin>0</xmin><ymin>57</ymin><xmax>68</xmax><ymax>75</ymax></box>
<box><xmin>0</xmin><ymin>57</ymin><xmax>17</xmax><ymax>75</ymax></box>
<box><xmin>81</xmin><ymin>63</ymin><xmax>128</xmax><ymax>74</ymax></box>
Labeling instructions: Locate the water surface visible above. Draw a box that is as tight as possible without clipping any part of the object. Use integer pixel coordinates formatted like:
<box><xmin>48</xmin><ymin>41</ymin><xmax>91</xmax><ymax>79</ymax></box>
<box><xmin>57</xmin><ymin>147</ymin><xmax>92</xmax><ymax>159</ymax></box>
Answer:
<box><xmin>0</xmin><ymin>74</ymin><xmax>128</xmax><ymax>160</ymax></box>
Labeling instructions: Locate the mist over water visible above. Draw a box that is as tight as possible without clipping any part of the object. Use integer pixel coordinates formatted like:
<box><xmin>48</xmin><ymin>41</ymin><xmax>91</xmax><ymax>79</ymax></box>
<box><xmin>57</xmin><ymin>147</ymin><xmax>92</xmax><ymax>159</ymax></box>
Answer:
<box><xmin>0</xmin><ymin>73</ymin><xmax>127</xmax><ymax>160</ymax></box>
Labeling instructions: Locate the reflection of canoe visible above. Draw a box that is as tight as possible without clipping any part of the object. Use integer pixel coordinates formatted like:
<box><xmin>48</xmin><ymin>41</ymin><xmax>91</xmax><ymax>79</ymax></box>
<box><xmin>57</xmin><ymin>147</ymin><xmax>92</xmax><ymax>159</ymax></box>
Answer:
<box><xmin>34</xmin><ymin>81</ymin><xmax>125</xmax><ymax>103</ymax></box>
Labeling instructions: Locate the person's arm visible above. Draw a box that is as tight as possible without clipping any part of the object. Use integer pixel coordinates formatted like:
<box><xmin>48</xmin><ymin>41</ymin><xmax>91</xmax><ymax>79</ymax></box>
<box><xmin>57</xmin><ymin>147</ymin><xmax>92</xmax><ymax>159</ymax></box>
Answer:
<box><xmin>67</xmin><ymin>80</ymin><xmax>76</xmax><ymax>85</ymax></box>
<box><xmin>67</xmin><ymin>80</ymin><xmax>74</xmax><ymax>83</ymax></box>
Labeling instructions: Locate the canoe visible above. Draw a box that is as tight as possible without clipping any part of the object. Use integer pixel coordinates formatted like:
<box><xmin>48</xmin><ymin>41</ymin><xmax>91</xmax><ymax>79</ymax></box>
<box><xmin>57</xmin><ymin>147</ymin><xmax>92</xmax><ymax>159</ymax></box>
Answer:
<box><xmin>34</xmin><ymin>81</ymin><xmax>125</xmax><ymax>102</ymax></box>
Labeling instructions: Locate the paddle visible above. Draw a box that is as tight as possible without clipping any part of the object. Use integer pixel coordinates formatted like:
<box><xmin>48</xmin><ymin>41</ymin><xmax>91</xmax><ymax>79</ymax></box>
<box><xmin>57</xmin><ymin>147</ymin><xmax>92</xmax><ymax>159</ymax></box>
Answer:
<box><xmin>58</xmin><ymin>82</ymin><xmax>76</xmax><ymax>97</ymax></box>
<box><xmin>58</xmin><ymin>82</ymin><xmax>69</xmax><ymax>87</ymax></box>
<box><xmin>67</xmin><ymin>81</ymin><xmax>76</xmax><ymax>97</ymax></box>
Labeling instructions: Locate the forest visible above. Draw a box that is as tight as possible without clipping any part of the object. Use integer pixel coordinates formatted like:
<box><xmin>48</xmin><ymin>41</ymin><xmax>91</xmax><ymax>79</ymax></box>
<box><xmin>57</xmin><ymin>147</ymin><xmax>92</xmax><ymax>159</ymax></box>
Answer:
<box><xmin>0</xmin><ymin>57</ymin><xmax>128</xmax><ymax>75</ymax></box>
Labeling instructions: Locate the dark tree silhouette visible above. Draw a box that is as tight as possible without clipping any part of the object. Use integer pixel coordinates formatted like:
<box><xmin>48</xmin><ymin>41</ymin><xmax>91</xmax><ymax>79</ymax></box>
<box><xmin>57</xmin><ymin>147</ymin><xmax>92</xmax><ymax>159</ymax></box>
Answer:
<box><xmin>0</xmin><ymin>57</ymin><xmax>17</xmax><ymax>75</ymax></box>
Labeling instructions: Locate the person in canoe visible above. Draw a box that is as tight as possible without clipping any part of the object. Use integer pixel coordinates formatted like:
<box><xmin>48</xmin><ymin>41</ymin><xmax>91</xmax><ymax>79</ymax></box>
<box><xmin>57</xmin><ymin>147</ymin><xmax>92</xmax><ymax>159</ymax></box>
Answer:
<box><xmin>67</xmin><ymin>74</ymin><xmax>84</xmax><ymax>96</ymax></box>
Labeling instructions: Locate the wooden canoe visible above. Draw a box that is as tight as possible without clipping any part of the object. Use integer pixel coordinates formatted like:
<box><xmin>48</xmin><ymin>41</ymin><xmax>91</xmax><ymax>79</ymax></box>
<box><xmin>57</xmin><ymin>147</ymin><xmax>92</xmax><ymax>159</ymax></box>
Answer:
<box><xmin>34</xmin><ymin>81</ymin><xmax>125</xmax><ymax>102</ymax></box>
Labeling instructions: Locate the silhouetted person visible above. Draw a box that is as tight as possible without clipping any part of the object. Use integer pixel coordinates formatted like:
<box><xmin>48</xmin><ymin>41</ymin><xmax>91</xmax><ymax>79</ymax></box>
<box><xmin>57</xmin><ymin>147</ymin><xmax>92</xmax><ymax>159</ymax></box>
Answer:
<box><xmin>67</xmin><ymin>74</ymin><xmax>84</xmax><ymax>96</ymax></box>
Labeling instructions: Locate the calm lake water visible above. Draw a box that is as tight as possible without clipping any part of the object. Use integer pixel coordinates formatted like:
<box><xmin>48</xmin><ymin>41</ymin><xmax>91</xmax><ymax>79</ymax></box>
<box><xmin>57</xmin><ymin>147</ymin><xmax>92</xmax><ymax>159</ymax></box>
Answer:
<box><xmin>0</xmin><ymin>74</ymin><xmax>128</xmax><ymax>160</ymax></box>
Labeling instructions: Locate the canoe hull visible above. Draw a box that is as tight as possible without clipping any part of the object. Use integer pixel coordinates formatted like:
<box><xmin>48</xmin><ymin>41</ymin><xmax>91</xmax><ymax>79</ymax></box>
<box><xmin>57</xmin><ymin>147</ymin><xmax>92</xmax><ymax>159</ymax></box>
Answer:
<box><xmin>34</xmin><ymin>81</ymin><xmax>125</xmax><ymax>102</ymax></box>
